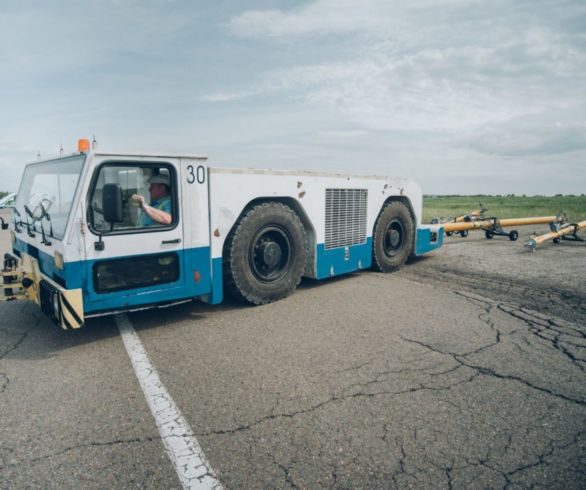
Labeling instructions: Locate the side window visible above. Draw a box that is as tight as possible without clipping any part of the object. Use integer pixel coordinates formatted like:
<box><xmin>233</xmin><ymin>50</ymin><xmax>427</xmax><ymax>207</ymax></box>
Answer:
<box><xmin>89</xmin><ymin>163</ymin><xmax>175</xmax><ymax>233</ymax></box>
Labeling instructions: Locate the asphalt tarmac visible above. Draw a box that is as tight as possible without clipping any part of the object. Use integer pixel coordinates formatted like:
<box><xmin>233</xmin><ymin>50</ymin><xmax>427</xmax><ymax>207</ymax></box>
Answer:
<box><xmin>1</xmin><ymin>208</ymin><xmax>584</xmax><ymax>488</ymax></box>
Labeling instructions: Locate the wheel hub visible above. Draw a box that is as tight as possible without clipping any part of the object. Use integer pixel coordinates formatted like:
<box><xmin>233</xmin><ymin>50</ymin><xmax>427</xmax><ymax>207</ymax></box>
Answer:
<box><xmin>261</xmin><ymin>241</ymin><xmax>282</xmax><ymax>268</ymax></box>
<box><xmin>388</xmin><ymin>229</ymin><xmax>400</xmax><ymax>248</ymax></box>
<box><xmin>384</xmin><ymin>220</ymin><xmax>404</xmax><ymax>257</ymax></box>
<box><xmin>249</xmin><ymin>225</ymin><xmax>292</xmax><ymax>283</ymax></box>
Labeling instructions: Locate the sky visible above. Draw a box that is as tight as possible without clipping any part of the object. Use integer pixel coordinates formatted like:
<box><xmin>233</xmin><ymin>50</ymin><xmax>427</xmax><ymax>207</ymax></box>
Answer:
<box><xmin>1</xmin><ymin>0</ymin><xmax>585</xmax><ymax>195</ymax></box>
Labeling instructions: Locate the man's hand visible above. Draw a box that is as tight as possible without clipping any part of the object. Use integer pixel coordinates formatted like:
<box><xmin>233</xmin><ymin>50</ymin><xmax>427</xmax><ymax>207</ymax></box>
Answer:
<box><xmin>130</xmin><ymin>194</ymin><xmax>145</xmax><ymax>207</ymax></box>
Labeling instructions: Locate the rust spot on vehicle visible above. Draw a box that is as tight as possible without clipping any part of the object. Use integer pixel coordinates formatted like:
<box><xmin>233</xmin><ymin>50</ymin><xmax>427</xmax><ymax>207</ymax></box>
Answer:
<box><xmin>297</xmin><ymin>181</ymin><xmax>303</xmax><ymax>188</ymax></box>
<box><xmin>384</xmin><ymin>184</ymin><xmax>388</xmax><ymax>189</ymax></box>
<box><xmin>298</xmin><ymin>191</ymin><xmax>306</xmax><ymax>198</ymax></box>
<box><xmin>214</xmin><ymin>229</ymin><xmax>220</xmax><ymax>237</ymax></box>
<box><xmin>400</xmin><ymin>188</ymin><xmax>404</xmax><ymax>196</ymax></box>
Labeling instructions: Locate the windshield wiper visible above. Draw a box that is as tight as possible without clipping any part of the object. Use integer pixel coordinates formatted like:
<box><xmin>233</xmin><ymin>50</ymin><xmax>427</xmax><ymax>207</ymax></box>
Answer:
<box><xmin>12</xmin><ymin>207</ymin><xmax>23</xmax><ymax>233</ymax></box>
<box><xmin>39</xmin><ymin>202</ymin><xmax>53</xmax><ymax>245</ymax></box>
<box><xmin>23</xmin><ymin>205</ymin><xmax>36</xmax><ymax>238</ymax></box>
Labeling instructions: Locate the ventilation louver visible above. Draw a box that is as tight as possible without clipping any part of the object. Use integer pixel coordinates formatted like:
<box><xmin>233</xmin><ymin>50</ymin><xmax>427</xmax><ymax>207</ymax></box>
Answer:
<box><xmin>325</xmin><ymin>188</ymin><xmax>368</xmax><ymax>250</ymax></box>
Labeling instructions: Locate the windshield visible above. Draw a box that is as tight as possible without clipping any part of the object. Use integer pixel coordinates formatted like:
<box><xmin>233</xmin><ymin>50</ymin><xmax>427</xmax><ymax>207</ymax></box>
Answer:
<box><xmin>14</xmin><ymin>154</ymin><xmax>85</xmax><ymax>240</ymax></box>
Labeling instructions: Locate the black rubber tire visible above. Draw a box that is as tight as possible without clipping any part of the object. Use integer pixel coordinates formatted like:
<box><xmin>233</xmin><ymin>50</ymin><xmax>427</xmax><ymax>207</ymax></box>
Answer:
<box><xmin>371</xmin><ymin>201</ymin><xmax>414</xmax><ymax>273</ymax></box>
<box><xmin>459</xmin><ymin>230</ymin><xmax>469</xmax><ymax>238</ymax></box>
<box><xmin>446</xmin><ymin>231</ymin><xmax>453</xmax><ymax>237</ymax></box>
<box><xmin>509</xmin><ymin>230</ymin><xmax>519</xmax><ymax>241</ymax></box>
<box><xmin>485</xmin><ymin>230</ymin><xmax>494</xmax><ymax>239</ymax></box>
<box><xmin>223</xmin><ymin>202</ymin><xmax>306</xmax><ymax>305</ymax></box>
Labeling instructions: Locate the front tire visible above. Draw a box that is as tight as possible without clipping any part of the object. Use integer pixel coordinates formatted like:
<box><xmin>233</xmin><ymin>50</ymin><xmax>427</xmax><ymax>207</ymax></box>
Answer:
<box><xmin>371</xmin><ymin>201</ymin><xmax>414</xmax><ymax>273</ymax></box>
<box><xmin>223</xmin><ymin>202</ymin><xmax>306</xmax><ymax>305</ymax></box>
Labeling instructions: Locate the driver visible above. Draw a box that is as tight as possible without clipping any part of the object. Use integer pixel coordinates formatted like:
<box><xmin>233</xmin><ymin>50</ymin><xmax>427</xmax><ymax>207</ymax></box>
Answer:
<box><xmin>132</xmin><ymin>174</ymin><xmax>172</xmax><ymax>226</ymax></box>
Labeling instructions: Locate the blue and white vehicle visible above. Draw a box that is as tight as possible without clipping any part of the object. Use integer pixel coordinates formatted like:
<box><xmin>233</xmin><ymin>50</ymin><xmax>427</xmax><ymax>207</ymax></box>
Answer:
<box><xmin>2</xmin><ymin>139</ymin><xmax>443</xmax><ymax>329</ymax></box>
<box><xmin>0</xmin><ymin>192</ymin><xmax>16</xmax><ymax>209</ymax></box>
<box><xmin>0</xmin><ymin>193</ymin><xmax>16</xmax><ymax>230</ymax></box>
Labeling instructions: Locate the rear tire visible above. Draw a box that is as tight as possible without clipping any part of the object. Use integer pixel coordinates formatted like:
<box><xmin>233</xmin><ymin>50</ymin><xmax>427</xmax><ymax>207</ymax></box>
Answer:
<box><xmin>223</xmin><ymin>202</ymin><xmax>306</xmax><ymax>305</ymax></box>
<box><xmin>371</xmin><ymin>201</ymin><xmax>414</xmax><ymax>273</ymax></box>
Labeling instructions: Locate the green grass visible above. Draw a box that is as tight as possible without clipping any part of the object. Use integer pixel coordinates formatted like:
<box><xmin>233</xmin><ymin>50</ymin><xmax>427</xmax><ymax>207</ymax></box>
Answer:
<box><xmin>423</xmin><ymin>195</ymin><xmax>586</xmax><ymax>224</ymax></box>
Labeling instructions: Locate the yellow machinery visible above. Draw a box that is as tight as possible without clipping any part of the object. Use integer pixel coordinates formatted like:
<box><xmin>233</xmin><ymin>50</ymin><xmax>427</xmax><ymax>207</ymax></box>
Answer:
<box><xmin>1</xmin><ymin>254</ymin><xmax>39</xmax><ymax>303</ymax></box>
<box><xmin>431</xmin><ymin>205</ymin><xmax>487</xmax><ymax>238</ymax></box>
<box><xmin>524</xmin><ymin>220</ymin><xmax>585</xmax><ymax>252</ymax></box>
<box><xmin>443</xmin><ymin>214</ymin><xmax>567</xmax><ymax>241</ymax></box>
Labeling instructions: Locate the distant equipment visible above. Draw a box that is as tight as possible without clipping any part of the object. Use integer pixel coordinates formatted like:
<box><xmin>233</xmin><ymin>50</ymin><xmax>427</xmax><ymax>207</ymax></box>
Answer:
<box><xmin>524</xmin><ymin>213</ymin><xmax>585</xmax><ymax>252</ymax></box>
<box><xmin>431</xmin><ymin>205</ymin><xmax>487</xmax><ymax>238</ymax></box>
<box><xmin>442</xmin><ymin>214</ymin><xmax>568</xmax><ymax>241</ymax></box>
<box><xmin>0</xmin><ymin>193</ymin><xmax>16</xmax><ymax>230</ymax></box>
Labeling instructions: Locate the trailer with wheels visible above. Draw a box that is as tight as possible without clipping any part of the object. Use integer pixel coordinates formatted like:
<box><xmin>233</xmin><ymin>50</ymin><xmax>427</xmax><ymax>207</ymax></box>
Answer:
<box><xmin>2</xmin><ymin>139</ymin><xmax>443</xmax><ymax>329</ymax></box>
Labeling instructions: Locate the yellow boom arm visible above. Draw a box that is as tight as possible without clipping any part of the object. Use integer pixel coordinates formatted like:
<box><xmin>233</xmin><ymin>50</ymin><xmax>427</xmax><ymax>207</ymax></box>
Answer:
<box><xmin>524</xmin><ymin>220</ymin><xmax>586</xmax><ymax>251</ymax></box>
<box><xmin>443</xmin><ymin>216</ymin><xmax>563</xmax><ymax>233</ymax></box>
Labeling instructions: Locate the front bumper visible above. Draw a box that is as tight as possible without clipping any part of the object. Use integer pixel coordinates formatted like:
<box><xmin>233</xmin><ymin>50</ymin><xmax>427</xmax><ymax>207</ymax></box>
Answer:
<box><xmin>2</xmin><ymin>252</ymin><xmax>84</xmax><ymax>329</ymax></box>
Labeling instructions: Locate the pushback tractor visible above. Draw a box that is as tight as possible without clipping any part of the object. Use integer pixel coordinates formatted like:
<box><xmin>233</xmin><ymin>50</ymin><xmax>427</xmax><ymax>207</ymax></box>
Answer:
<box><xmin>1</xmin><ymin>139</ymin><xmax>443</xmax><ymax>329</ymax></box>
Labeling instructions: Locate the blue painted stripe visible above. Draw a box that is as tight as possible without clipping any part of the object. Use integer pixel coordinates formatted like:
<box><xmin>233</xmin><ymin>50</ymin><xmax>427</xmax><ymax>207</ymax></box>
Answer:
<box><xmin>84</xmin><ymin>247</ymin><xmax>213</xmax><ymax>313</ymax></box>
<box><xmin>315</xmin><ymin>239</ymin><xmax>372</xmax><ymax>280</ymax></box>
<box><xmin>13</xmin><ymin>226</ymin><xmax>442</xmax><ymax>317</ymax></box>
<box><xmin>12</xmin><ymin>235</ymin><xmax>83</xmax><ymax>288</ymax></box>
<box><xmin>12</xmin><ymin>235</ymin><xmax>215</xmax><ymax>314</ymax></box>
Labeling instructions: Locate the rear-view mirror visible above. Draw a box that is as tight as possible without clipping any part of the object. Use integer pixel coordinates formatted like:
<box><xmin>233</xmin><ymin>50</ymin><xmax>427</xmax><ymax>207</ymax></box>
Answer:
<box><xmin>102</xmin><ymin>183</ymin><xmax>123</xmax><ymax>224</ymax></box>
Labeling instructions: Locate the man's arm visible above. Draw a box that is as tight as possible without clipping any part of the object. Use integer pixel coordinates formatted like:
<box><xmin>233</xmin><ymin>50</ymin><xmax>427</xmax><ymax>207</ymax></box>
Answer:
<box><xmin>131</xmin><ymin>194</ymin><xmax>172</xmax><ymax>225</ymax></box>
<box><xmin>142</xmin><ymin>202</ymin><xmax>172</xmax><ymax>225</ymax></box>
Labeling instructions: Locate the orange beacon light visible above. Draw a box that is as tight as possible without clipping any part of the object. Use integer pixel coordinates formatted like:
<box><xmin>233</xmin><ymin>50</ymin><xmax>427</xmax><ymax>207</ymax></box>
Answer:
<box><xmin>78</xmin><ymin>139</ymin><xmax>91</xmax><ymax>151</ymax></box>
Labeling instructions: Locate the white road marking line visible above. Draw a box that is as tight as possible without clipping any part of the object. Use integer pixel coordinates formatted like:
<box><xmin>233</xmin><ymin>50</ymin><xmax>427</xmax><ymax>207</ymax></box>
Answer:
<box><xmin>115</xmin><ymin>314</ymin><xmax>222</xmax><ymax>490</ymax></box>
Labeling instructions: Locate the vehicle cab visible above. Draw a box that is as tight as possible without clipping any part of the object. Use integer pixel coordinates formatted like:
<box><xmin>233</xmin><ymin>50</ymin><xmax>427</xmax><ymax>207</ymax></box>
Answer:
<box><xmin>7</xmin><ymin>140</ymin><xmax>212</xmax><ymax>328</ymax></box>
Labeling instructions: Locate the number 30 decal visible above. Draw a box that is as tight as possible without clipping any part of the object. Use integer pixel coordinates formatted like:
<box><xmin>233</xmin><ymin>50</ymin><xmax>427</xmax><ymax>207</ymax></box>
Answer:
<box><xmin>187</xmin><ymin>165</ymin><xmax>205</xmax><ymax>184</ymax></box>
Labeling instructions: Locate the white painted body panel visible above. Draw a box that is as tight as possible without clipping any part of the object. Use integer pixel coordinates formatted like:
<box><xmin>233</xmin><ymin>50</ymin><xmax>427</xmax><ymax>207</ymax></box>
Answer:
<box><xmin>207</xmin><ymin>167</ymin><xmax>422</xmax><ymax>276</ymax></box>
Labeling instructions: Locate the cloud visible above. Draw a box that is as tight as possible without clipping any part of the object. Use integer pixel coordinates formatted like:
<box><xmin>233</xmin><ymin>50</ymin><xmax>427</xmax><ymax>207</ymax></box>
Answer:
<box><xmin>227</xmin><ymin>0</ymin><xmax>391</xmax><ymax>38</ymax></box>
<box><xmin>2</xmin><ymin>1</ymin><xmax>585</xmax><ymax>195</ymax></box>
<box><xmin>318</xmin><ymin>130</ymin><xmax>370</xmax><ymax>138</ymax></box>
<box><xmin>0</xmin><ymin>1</ymin><xmax>191</xmax><ymax>82</ymax></box>
<box><xmin>465</xmin><ymin>107</ymin><xmax>586</xmax><ymax>157</ymax></box>
<box><xmin>225</xmin><ymin>1</ymin><xmax>586</xmax><ymax>140</ymax></box>
<box><xmin>218</xmin><ymin>0</ymin><xmax>586</xmax><ymax>194</ymax></box>
<box><xmin>202</xmin><ymin>90</ymin><xmax>260</xmax><ymax>102</ymax></box>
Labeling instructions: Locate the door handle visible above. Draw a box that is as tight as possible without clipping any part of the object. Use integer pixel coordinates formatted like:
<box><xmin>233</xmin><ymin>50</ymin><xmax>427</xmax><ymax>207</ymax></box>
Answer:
<box><xmin>162</xmin><ymin>238</ymin><xmax>181</xmax><ymax>244</ymax></box>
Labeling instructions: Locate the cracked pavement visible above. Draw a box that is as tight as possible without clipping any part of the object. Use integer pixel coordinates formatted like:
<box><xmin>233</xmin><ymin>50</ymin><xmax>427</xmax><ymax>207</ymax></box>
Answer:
<box><xmin>1</xmin><ymin>219</ymin><xmax>585</xmax><ymax>488</ymax></box>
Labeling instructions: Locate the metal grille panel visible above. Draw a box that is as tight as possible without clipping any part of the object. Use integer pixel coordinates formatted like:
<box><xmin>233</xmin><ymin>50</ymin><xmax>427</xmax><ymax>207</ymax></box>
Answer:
<box><xmin>325</xmin><ymin>189</ymin><xmax>368</xmax><ymax>250</ymax></box>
